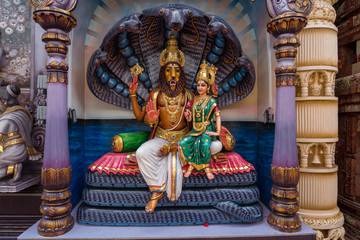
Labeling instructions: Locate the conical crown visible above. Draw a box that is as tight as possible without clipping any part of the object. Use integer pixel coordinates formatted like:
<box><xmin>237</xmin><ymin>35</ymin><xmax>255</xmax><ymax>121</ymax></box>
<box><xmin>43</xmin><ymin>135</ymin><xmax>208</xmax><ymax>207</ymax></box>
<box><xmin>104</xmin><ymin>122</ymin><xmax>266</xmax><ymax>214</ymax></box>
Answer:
<box><xmin>196</xmin><ymin>60</ymin><xmax>218</xmax><ymax>85</ymax></box>
<box><xmin>159</xmin><ymin>36</ymin><xmax>185</xmax><ymax>67</ymax></box>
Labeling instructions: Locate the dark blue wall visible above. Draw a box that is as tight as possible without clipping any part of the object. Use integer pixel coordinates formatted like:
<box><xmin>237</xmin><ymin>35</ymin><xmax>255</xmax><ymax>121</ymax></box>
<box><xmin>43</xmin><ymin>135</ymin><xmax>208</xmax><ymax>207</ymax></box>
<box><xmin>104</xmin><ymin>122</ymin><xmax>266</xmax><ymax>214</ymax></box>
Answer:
<box><xmin>68</xmin><ymin>120</ymin><xmax>274</xmax><ymax>209</ymax></box>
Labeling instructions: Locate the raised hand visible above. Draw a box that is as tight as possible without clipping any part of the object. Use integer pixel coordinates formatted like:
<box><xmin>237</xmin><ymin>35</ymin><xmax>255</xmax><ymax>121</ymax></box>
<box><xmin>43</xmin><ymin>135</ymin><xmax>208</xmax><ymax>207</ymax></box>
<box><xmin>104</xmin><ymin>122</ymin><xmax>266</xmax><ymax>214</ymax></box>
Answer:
<box><xmin>211</xmin><ymin>83</ymin><xmax>219</xmax><ymax>96</ymax></box>
<box><xmin>146</xmin><ymin>99</ymin><xmax>160</xmax><ymax>123</ymax></box>
<box><xmin>129</xmin><ymin>76</ymin><xmax>139</xmax><ymax>95</ymax></box>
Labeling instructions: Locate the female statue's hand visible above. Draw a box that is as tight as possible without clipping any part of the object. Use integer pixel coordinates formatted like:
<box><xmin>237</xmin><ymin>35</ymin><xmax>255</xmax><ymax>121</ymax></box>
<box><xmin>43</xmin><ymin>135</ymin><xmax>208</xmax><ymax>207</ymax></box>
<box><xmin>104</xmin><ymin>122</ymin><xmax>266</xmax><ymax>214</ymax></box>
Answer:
<box><xmin>184</xmin><ymin>109</ymin><xmax>192</xmax><ymax>121</ymax></box>
<box><xmin>205</xmin><ymin>131</ymin><xmax>219</xmax><ymax>136</ymax></box>
<box><xmin>146</xmin><ymin>99</ymin><xmax>160</xmax><ymax>123</ymax></box>
<box><xmin>129</xmin><ymin>76</ymin><xmax>139</xmax><ymax>95</ymax></box>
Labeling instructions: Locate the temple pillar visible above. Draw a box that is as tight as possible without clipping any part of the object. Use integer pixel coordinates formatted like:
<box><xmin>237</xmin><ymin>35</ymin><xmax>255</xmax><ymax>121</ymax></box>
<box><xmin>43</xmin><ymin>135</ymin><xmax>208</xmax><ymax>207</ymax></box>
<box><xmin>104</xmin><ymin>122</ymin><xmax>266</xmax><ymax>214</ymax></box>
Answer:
<box><xmin>294</xmin><ymin>0</ymin><xmax>345</xmax><ymax>239</ymax></box>
<box><xmin>27</xmin><ymin>0</ymin><xmax>78</xmax><ymax>237</ymax></box>
<box><xmin>265</xmin><ymin>0</ymin><xmax>312</xmax><ymax>233</ymax></box>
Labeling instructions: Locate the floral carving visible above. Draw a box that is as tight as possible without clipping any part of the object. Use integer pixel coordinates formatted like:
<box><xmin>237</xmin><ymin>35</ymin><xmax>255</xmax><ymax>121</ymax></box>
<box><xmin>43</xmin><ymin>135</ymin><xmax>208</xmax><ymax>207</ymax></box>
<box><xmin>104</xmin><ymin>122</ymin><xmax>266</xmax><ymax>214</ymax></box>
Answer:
<box><xmin>28</xmin><ymin>0</ymin><xmax>77</xmax><ymax>12</ymax></box>
<box><xmin>307</xmin><ymin>0</ymin><xmax>336</xmax><ymax>23</ymax></box>
<box><xmin>302</xmin><ymin>212</ymin><xmax>345</xmax><ymax>229</ymax></box>
<box><xmin>266</xmin><ymin>0</ymin><xmax>312</xmax><ymax>18</ymax></box>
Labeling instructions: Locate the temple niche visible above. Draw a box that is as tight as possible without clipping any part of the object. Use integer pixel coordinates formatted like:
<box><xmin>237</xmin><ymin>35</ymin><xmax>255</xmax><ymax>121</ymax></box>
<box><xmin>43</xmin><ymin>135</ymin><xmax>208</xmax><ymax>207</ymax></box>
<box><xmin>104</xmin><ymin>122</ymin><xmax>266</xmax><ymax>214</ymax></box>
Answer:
<box><xmin>0</xmin><ymin>0</ymin><xmax>355</xmax><ymax>239</ymax></box>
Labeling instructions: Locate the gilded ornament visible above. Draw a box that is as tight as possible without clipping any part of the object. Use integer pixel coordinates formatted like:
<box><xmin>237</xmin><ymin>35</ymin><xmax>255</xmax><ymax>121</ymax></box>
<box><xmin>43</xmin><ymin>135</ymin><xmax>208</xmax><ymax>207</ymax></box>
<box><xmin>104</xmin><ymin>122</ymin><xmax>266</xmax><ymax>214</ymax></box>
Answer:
<box><xmin>111</xmin><ymin>135</ymin><xmax>123</xmax><ymax>153</ymax></box>
<box><xmin>159</xmin><ymin>36</ymin><xmax>185</xmax><ymax>67</ymax></box>
<box><xmin>155</xmin><ymin>126</ymin><xmax>189</xmax><ymax>143</ymax></box>
<box><xmin>130</xmin><ymin>62</ymin><xmax>144</xmax><ymax>77</ymax></box>
<box><xmin>196</xmin><ymin>60</ymin><xmax>218</xmax><ymax>86</ymax></box>
<box><xmin>162</xmin><ymin>93</ymin><xmax>182</xmax><ymax>124</ymax></box>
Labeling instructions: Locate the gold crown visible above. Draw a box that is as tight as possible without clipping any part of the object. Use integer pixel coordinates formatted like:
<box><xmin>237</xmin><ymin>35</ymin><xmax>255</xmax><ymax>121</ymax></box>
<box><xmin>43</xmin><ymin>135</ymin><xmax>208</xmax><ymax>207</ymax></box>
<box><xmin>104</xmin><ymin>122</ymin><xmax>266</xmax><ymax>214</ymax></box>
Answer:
<box><xmin>196</xmin><ymin>60</ymin><xmax>218</xmax><ymax>85</ymax></box>
<box><xmin>159</xmin><ymin>36</ymin><xmax>185</xmax><ymax>67</ymax></box>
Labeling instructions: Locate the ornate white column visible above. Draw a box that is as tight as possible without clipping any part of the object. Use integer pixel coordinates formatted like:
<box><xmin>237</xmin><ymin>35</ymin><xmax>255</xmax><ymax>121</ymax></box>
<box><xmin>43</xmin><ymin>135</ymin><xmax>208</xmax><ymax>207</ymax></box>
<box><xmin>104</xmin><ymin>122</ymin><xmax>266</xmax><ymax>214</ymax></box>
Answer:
<box><xmin>295</xmin><ymin>0</ymin><xmax>345</xmax><ymax>239</ymax></box>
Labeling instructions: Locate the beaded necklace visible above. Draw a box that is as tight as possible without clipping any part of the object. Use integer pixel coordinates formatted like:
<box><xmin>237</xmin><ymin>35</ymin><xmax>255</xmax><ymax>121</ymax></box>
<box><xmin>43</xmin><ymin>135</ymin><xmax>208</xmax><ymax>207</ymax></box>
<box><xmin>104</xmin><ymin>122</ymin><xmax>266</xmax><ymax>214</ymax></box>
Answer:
<box><xmin>162</xmin><ymin>93</ymin><xmax>182</xmax><ymax>123</ymax></box>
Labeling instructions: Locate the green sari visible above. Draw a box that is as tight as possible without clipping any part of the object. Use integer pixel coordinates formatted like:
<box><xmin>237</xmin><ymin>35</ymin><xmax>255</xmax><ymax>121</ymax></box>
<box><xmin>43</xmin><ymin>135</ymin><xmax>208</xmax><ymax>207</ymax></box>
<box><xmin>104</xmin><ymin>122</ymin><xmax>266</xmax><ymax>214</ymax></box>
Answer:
<box><xmin>179</xmin><ymin>95</ymin><xmax>218</xmax><ymax>171</ymax></box>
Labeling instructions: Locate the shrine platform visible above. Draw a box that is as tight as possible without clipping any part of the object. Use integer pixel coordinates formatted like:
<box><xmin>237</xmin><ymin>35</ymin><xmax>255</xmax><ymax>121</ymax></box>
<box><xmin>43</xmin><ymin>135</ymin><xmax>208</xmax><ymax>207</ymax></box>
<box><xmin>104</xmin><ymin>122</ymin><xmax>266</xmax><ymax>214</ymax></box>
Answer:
<box><xmin>18</xmin><ymin>203</ymin><xmax>316</xmax><ymax>240</ymax></box>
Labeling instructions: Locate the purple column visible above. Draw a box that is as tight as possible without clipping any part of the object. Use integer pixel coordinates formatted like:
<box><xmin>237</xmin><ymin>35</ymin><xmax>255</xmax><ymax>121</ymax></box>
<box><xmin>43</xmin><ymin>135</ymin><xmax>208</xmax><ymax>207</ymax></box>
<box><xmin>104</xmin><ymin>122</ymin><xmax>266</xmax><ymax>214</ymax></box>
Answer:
<box><xmin>28</xmin><ymin>0</ymin><xmax>78</xmax><ymax>236</ymax></box>
<box><xmin>266</xmin><ymin>14</ymin><xmax>308</xmax><ymax>232</ymax></box>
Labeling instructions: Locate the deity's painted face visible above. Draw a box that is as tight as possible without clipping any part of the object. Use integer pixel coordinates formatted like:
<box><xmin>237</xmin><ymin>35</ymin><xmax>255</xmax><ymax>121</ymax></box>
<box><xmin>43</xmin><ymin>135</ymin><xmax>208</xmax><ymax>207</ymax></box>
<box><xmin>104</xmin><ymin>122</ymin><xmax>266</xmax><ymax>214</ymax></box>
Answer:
<box><xmin>165</xmin><ymin>63</ymin><xmax>180</xmax><ymax>90</ymax></box>
<box><xmin>196</xmin><ymin>80</ymin><xmax>209</xmax><ymax>97</ymax></box>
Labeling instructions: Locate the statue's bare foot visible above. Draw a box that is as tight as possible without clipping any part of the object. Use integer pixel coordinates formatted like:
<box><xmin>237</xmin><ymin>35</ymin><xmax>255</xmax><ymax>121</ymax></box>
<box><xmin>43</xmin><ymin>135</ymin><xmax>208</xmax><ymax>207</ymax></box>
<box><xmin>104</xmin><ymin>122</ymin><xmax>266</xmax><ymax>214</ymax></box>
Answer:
<box><xmin>206</xmin><ymin>172</ymin><xmax>214</xmax><ymax>180</ymax></box>
<box><xmin>205</xmin><ymin>168</ymin><xmax>214</xmax><ymax>180</ymax></box>
<box><xmin>13</xmin><ymin>163</ymin><xmax>22</xmax><ymax>182</ymax></box>
<box><xmin>184</xmin><ymin>165</ymin><xmax>194</xmax><ymax>178</ymax></box>
<box><xmin>184</xmin><ymin>171</ymin><xmax>191</xmax><ymax>178</ymax></box>
<box><xmin>145</xmin><ymin>192</ymin><xmax>163</xmax><ymax>213</ymax></box>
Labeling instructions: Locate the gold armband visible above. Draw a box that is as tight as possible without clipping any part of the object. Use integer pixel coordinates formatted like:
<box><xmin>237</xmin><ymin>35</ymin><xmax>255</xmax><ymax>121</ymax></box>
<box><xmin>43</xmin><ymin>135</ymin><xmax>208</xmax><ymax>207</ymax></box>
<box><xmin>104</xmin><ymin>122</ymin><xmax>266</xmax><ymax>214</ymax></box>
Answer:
<box><xmin>216</xmin><ymin>129</ymin><xmax>221</xmax><ymax>133</ymax></box>
<box><xmin>215</xmin><ymin>111</ymin><xmax>220</xmax><ymax>117</ymax></box>
<box><xmin>130</xmin><ymin>94</ymin><xmax>136</xmax><ymax>98</ymax></box>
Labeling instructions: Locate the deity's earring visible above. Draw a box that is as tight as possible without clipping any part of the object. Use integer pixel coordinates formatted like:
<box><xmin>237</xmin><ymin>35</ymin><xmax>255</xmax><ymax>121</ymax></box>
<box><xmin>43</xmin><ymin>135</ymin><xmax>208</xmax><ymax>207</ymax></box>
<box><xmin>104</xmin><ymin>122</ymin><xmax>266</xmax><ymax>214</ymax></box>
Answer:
<box><xmin>207</xmin><ymin>88</ymin><xmax>210</xmax><ymax>94</ymax></box>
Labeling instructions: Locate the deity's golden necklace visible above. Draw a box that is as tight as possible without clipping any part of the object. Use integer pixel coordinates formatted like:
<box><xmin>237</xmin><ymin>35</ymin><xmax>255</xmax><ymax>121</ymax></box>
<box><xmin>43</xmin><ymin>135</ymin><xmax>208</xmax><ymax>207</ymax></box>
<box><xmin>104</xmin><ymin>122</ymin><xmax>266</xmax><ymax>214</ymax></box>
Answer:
<box><xmin>192</xmin><ymin>95</ymin><xmax>210</xmax><ymax>132</ymax></box>
<box><xmin>162</xmin><ymin>93</ymin><xmax>182</xmax><ymax>123</ymax></box>
<box><xmin>194</xmin><ymin>96</ymin><xmax>207</xmax><ymax>118</ymax></box>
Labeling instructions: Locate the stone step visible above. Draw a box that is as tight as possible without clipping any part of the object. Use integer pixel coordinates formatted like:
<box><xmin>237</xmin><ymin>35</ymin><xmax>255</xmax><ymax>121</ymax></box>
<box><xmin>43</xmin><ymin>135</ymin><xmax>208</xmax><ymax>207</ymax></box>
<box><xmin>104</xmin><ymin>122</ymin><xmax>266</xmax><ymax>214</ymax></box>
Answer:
<box><xmin>83</xmin><ymin>185</ymin><xmax>260</xmax><ymax>207</ymax></box>
<box><xmin>77</xmin><ymin>201</ymin><xmax>263</xmax><ymax>226</ymax></box>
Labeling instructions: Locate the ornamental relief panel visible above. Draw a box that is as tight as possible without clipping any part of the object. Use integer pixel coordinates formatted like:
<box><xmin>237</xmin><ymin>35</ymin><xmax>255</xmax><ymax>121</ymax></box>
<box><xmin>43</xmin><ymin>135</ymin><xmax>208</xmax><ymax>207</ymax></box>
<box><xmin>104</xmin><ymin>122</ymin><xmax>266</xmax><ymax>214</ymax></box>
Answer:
<box><xmin>298</xmin><ymin>142</ymin><xmax>336</xmax><ymax>168</ymax></box>
<box><xmin>296</xmin><ymin>70</ymin><xmax>336</xmax><ymax>97</ymax></box>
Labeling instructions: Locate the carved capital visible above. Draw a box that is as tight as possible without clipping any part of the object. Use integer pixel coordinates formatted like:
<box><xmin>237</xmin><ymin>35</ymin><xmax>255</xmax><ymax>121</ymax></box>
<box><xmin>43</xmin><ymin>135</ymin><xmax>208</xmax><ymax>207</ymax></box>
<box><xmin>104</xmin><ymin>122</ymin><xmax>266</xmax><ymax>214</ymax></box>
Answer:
<box><xmin>32</xmin><ymin>8</ymin><xmax>77</xmax><ymax>33</ymax></box>
<box><xmin>28</xmin><ymin>0</ymin><xmax>77</xmax><ymax>12</ymax></box>
<box><xmin>307</xmin><ymin>0</ymin><xmax>336</xmax><ymax>24</ymax></box>
<box><xmin>266</xmin><ymin>0</ymin><xmax>312</xmax><ymax>18</ymax></box>
<box><xmin>267</xmin><ymin>14</ymin><xmax>308</xmax><ymax>38</ymax></box>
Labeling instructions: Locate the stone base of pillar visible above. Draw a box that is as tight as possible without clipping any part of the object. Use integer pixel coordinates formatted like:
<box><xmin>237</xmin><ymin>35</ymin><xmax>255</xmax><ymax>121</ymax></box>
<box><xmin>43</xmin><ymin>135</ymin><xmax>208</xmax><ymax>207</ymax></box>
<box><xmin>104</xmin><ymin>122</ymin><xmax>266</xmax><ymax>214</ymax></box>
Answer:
<box><xmin>300</xmin><ymin>211</ymin><xmax>345</xmax><ymax>240</ymax></box>
<box><xmin>298</xmin><ymin>166</ymin><xmax>344</xmax><ymax>240</ymax></box>
<box><xmin>267</xmin><ymin>166</ymin><xmax>301</xmax><ymax>232</ymax></box>
<box><xmin>267</xmin><ymin>213</ymin><xmax>302</xmax><ymax>233</ymax></box>
<box><xmin>38</xmin><ymin>214</ymin><xmax>74</xmax><ymax>237</ymax></box>
<box><xmin>37</xmin><ymin>167</ymin><xmax>74</xmax><ymax>237</ymax></box>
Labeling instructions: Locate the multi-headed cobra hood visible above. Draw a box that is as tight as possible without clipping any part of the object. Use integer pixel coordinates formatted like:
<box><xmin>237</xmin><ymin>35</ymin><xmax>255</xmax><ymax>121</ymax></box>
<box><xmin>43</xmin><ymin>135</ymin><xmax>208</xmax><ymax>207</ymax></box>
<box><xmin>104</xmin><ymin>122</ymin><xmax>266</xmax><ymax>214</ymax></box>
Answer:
<box><xmin>87</xmin><ymin>3</ymin><xmax>255</xmax><ymax>109</ymax></box>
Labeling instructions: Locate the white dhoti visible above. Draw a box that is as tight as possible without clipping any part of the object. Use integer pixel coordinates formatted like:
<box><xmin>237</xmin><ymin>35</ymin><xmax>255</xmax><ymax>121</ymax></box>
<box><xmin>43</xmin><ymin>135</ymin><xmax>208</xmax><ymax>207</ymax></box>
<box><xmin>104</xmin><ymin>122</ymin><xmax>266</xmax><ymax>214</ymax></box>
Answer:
<box><xmin>136</xmin><ymin>137</ymin><xmax>183</xmax><ymax>201</ymax></box>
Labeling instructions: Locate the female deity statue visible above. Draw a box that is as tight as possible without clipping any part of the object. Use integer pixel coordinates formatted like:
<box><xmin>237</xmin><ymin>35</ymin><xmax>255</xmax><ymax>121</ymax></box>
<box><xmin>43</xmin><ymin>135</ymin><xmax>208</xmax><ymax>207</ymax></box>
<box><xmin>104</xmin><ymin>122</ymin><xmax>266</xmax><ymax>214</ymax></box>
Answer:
<box><xmin>180</xmin><ymin>61</ymin><xmax>223</xmax><ymax>180</ymax></box>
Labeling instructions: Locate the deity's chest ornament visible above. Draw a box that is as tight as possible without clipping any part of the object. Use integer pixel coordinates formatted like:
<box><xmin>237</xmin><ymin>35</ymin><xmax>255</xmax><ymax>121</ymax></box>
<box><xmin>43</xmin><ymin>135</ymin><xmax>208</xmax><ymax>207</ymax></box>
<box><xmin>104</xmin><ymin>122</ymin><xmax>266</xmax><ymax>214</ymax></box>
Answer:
<box><xmin>193</xmin><ymin>96</ymin><xmax>210</xmax><ymax>132</ymax></box>
<box><xmin>162</xmin><ymin>93</ymin><xmax>183</xmax><ymax>123</ymax></box>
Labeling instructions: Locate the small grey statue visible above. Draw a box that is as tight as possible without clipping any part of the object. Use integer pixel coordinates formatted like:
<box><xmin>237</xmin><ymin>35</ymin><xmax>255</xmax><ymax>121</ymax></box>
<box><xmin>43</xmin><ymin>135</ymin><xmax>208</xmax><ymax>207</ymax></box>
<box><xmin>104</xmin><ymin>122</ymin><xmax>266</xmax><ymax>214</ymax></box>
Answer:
<box><xmin>0</xmin><ymin>83</ymin><xmax>41</xmax><ymax>182</ymax></box>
